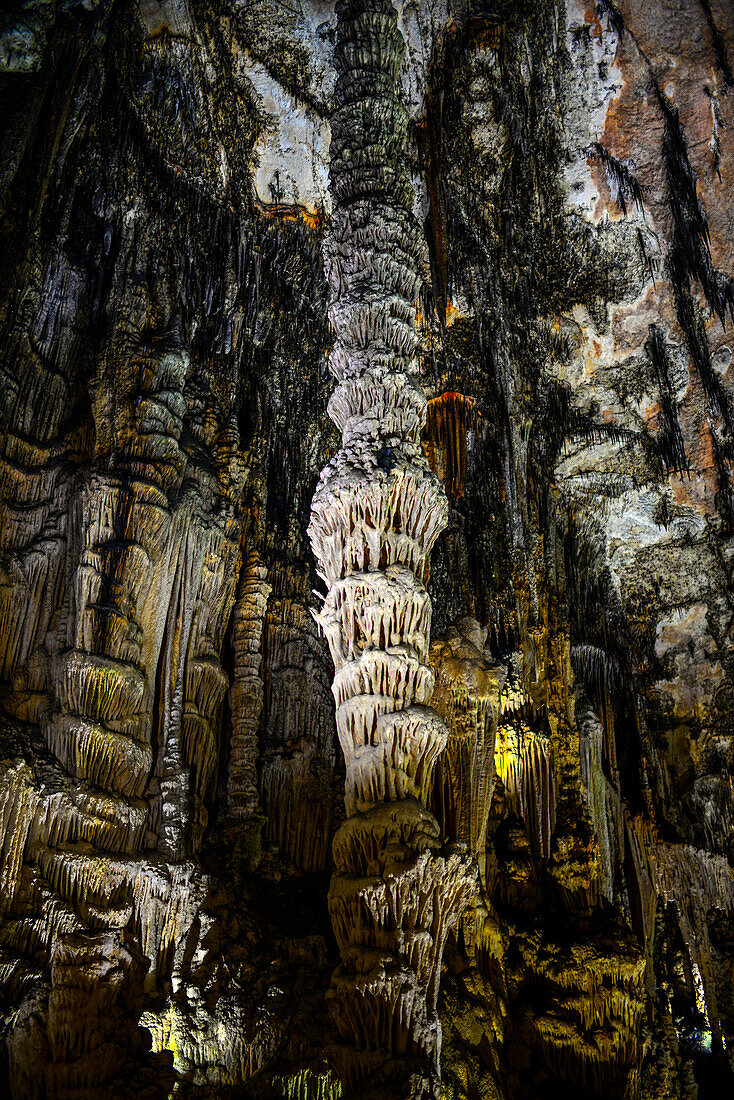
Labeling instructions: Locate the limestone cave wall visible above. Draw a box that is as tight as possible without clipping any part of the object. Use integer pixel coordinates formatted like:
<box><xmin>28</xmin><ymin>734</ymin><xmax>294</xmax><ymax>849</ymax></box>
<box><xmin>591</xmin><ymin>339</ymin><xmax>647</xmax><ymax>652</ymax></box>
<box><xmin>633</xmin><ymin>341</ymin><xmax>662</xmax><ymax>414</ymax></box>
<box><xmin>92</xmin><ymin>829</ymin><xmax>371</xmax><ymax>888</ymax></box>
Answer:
<box><xmin>0</xmin><ymin>0</ymin><xmax>733</xmax><ymax>1097</ymax></box>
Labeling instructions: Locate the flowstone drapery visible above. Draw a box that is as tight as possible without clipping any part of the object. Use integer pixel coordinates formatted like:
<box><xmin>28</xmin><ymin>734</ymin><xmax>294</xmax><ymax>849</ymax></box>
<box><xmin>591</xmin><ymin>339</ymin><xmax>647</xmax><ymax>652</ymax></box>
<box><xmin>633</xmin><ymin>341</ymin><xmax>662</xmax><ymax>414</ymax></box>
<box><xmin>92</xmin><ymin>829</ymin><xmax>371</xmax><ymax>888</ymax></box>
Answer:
<box><xmin>308</xmin><ymin>0</ymin><xmax>477</xmax><ymax>1094</ymax></box>
<box><xmin>3</xmin><ymin>1</ymin><xmax>734</xmax><ymax>1096</ymax></box>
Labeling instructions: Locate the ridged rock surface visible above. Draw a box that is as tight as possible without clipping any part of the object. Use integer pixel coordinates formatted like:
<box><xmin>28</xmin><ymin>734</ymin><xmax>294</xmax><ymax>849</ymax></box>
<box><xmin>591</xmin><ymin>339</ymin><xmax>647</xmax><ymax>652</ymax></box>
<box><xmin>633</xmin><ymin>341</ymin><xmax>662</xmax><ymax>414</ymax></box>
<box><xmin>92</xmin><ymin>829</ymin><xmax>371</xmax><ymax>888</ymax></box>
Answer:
<box><xmin>0</xmin><ymin>1</ymin><xmax>733</xmax><ymax>1099</ymax></box>
<box><xmin>308</xmin><ymin>1</ymin><xmax>477</xmax><ymax>1093</ymax></box>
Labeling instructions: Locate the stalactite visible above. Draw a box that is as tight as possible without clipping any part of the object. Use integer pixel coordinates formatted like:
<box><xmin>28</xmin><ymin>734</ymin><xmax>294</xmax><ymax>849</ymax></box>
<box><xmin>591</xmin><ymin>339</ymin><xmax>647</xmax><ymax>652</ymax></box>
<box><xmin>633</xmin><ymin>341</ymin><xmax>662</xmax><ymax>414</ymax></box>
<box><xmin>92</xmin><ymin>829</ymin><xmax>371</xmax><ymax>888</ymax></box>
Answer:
<box><xmin>181</xmin><ymin>530</ymin><xmax>239</xmax><ymax>849</ymax></box>
<box><xmin>577</xmin><ymin>695</ymin><xmax>624</xmax><ymax>904</ymax></box>
<box><xmin>308</xmin><ymin>0</ymin><xmax>477</xmax><ymax>1093</ymax></box>
<box><xmin>422</xmin><ymin>393</ymin><xmax>476</xmax><ymax>501</ymax></box>
<box><xmin>585</xmin><ymin>142</ymin><xmax>643</xmax><ymax>217</ymax></box>
<box><xmin>430</xmin><ymin>619</ymin><xmax>505</xmax><ymax>886</ymax></box>
<box><xmin>494</xmin><ymin>719</ymin><xmax>556</xmax><ymax>864</ymax></box>
<box><xmin>627</xmin><ymin>816</ymin><xmax>734</xmax><ymax>1053</ymax></box>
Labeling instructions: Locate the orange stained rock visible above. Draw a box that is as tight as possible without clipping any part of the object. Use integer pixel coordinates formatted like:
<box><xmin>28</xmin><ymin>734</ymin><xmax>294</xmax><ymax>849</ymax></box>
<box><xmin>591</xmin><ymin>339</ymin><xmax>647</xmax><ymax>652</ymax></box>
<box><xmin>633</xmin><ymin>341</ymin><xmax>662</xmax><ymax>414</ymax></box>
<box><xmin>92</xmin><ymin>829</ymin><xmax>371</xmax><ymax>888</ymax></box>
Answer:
<box><xmin>254</xmin><ymin>198</ymin><xmax>326</xmax><ymax>233</ymax></box>
<box><xmin>476</xmin><ymin>21</ymin><xmax>502</xmax><ymax>53</ymax></box>
<box><xmin>414</xmin><ymin>300</ymin><xmax>465</xmax><ymax>329</ymax></box>
<box><xmin>644</xmin><ymin>399</ymin><xmax>663</xmax><ymax>430</ymax></box>
<box><xmin>423</xmin><ymin>392</ymin><xmax>476</xmax><ymax>500</ymax></box>
<box><xmin>445</xmin><ymin>300</ymin><xmax>464</xmax><ymax>326</ymax></box>
<box><xmin>674</xmin><ymin>375</ymin><xmax>721</xmax><ymax>514</ymax></box>
<box><xmin>600</xmin><ymin>0</ymin><xmax>734</xmax><ymax>259</ymax></box>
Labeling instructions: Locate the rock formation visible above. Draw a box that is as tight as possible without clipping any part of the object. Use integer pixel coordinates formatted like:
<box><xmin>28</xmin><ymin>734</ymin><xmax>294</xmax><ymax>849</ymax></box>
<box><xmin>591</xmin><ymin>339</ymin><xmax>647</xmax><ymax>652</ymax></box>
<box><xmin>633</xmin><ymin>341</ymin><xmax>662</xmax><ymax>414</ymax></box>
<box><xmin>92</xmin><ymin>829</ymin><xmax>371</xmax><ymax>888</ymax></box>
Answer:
<box><xmin>308</xmin><ymin>1</ymin><xmax>477</xmax><ymax>1091</ymax></box>
<box><xmin>1</xmin><ymin>1</ymin><xmax>734</xmax><ymax>1098</ymax></box>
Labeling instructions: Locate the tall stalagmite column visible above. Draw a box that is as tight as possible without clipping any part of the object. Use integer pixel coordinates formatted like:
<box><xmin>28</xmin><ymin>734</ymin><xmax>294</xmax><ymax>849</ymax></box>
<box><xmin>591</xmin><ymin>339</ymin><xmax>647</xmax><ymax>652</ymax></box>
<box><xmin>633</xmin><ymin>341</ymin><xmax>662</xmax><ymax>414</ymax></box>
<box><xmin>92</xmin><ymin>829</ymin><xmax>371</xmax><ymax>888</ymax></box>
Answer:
<box><xmin>308</xmin><ymin>1</ymin><xmax>477</xmax><ymax>1094</ymax></box>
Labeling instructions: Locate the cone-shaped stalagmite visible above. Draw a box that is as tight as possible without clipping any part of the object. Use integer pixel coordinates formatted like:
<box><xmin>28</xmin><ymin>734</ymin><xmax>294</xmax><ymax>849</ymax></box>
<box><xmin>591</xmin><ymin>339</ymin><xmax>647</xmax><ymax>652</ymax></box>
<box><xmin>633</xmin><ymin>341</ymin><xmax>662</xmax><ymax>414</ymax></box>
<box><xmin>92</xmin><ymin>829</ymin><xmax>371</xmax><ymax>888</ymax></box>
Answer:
<box><xmin>308</xmin><ymin>1</ymin><xmax>477</xmax><ymax>1094</ymax></box>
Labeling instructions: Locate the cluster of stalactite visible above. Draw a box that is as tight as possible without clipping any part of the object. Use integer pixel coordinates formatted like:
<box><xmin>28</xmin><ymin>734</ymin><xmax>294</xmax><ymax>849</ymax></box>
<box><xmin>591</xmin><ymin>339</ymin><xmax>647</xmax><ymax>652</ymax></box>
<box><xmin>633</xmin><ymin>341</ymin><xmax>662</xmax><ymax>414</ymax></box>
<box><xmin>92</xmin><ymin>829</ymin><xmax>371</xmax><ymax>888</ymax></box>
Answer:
<box><xmin>422</xmin><ymin>393</ymin><xmax>476</xmax><ymax>501</ymax></box>
<box><xmin>308</xmin><ymin>0</ymin><xmax>477</xmax><ymax>1093</ymax></box>
<box><xmin>412</xmin><ymin>5</ymin><xmax>734</xmax><ymax>1097</ymax></box>
<box><xmin>0</xmin><ymin>1</ymin><xmax>733</xmax><ymax>1098</ymax></box>
<box><xmin>0</xmin><ymin>273</ymin><xmax>241</xmax><ymax>1090</ymax></box>
<box><xmin>429</xmin><ymin>620</ymin><xmax>504</xmax><ymax>887</ymax></box>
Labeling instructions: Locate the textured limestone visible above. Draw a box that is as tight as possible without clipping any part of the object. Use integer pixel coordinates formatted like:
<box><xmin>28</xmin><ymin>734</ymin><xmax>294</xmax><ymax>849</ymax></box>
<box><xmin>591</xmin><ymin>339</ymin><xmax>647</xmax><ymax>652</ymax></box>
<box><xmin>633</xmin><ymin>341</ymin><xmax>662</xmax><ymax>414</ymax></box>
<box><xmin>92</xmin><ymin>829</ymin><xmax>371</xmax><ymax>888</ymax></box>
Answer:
<box><xmin>308</xmin><ymin>0</ymin><xmax>476</xmax><ymax>1093</ymax></box>
<box><xmin>1</xmin><ymin>1</ymin><xmax>734</xmax><ymax>1098</ymax></box>
<box><xmin>228</xmin><ymin>552</ymin><xmax>271</xmax><ymax>826</ymax></box>
<box><xmin>260</xmin><ymin>565</ymin><xmax>339</xmax><ymax>873</ymax></box>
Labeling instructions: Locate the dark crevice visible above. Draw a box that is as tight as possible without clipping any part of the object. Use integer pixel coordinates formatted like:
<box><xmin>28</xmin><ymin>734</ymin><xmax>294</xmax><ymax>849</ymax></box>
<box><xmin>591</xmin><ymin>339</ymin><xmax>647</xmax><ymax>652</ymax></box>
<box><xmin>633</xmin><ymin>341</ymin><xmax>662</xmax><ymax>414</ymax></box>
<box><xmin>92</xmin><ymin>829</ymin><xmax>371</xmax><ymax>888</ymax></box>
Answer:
<box><xmin>698</xmin><ymin>0</ymin><xmax>734</xmax><ymax>88</ymax></box>
<box><xmin>645</xmin><ymin>324</ymin><xmax>689</xmax><ymax>475</ymax></box>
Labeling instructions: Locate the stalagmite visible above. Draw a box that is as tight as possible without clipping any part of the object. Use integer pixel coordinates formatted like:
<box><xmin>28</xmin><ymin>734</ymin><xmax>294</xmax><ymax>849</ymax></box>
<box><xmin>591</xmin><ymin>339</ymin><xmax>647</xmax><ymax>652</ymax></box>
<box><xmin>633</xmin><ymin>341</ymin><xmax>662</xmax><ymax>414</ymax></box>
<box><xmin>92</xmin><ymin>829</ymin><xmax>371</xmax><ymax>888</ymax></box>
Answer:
<box><xmin>260</xmin><ymin>566</ymin><xmax>338</xmax><ymax>873</ymax></box>
<box><xmin>430</xmin><ymin>619</ymin><xmax>505</xmax><ymax>885</ymax></box>
<box><xmin>308</xmin><ymin>1</ymin><xmax>477</xmax><ymax>1093</ymax></box>
<box><xmin>3</xmin><ymin>1</ymin><xmax>734</xmax><ymax>1096</ymax></box>
<box><xmin>228</xmin><ymin>552</ymin><xmax>271</xmax><ymax>845</ymax></box>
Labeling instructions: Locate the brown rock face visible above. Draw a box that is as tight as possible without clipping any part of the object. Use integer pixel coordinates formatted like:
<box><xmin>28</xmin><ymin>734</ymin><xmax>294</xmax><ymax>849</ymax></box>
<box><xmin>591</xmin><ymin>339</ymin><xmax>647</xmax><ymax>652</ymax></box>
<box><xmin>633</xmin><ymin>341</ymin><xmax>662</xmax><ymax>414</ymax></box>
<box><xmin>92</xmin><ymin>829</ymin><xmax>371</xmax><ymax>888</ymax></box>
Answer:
<box><xmin>0</xmin><ymin>1</ymin><xmax>734</xmax><ymax>1098</ymax></box>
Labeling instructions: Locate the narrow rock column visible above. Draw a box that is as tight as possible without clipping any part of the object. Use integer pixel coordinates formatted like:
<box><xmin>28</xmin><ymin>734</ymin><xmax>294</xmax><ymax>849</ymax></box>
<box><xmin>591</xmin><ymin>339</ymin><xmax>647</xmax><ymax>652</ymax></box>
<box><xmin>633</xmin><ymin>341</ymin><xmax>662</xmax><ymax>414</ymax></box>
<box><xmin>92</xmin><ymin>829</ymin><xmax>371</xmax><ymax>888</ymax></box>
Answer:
<box><xmin>228</xmin><ymin>552</ymin><xmax>271</xmax><ymax>820</ymax></box>
<box><xmin>308</xmin><ymin>1</ymin><xmax>477</xmax><ymax>1094</ymax></box>
<box><xmin>227</xmin><ymin>551</ymin><xmax>271</xmax><ymax>864</ymax></box>
<box><xmin>430</xmin><ymin>620</ymin><xmax>506</xmax><ymax>882</ymax></box>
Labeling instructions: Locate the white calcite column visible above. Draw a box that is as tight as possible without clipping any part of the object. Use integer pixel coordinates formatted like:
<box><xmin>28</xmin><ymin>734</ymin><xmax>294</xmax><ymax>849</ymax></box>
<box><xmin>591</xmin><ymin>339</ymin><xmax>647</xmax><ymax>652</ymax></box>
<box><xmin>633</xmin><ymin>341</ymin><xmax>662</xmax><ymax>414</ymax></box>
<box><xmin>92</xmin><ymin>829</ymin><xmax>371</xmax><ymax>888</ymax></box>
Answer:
<box><xmin>308</xmin><ymin>0</ymin><xmax>477</xmax><ymax>1094</ymax></box>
